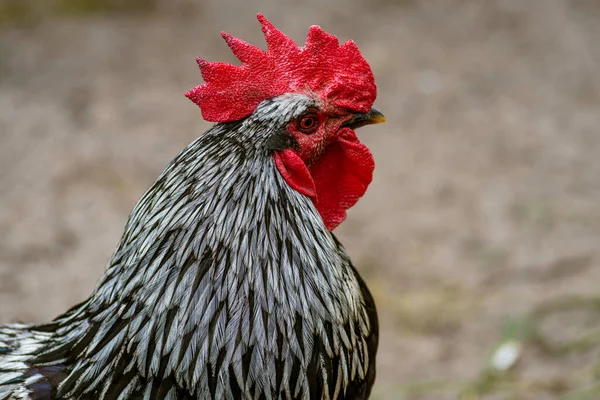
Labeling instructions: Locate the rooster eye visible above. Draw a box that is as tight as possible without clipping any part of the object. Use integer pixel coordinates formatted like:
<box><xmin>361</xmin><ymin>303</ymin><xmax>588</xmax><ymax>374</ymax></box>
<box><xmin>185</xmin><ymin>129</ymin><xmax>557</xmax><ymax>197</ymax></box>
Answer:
<box><xmin>297</xmin><ymin>114</ymin><xmax>319</xmax><ymax>134</ymax></box>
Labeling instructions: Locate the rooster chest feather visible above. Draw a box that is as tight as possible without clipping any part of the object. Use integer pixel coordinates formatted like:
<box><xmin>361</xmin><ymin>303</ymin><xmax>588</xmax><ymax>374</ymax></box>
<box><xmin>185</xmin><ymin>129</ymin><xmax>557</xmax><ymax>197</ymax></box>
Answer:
<box><xmin>2</xmin><ymin>112</ymin><xmax>377</xmax><ymax>400</ymax></box>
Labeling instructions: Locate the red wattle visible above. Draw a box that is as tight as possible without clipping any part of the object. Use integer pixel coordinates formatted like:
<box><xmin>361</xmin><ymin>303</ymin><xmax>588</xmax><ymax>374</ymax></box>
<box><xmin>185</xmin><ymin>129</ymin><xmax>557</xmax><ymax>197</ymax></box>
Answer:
<box><xmin>309</xmin><ymin>128</ymin><xmax>375</xmax><ymax>231</ymax></box>
<box><xmin>274</xmin><ymin>149</ymin><xmax>317</xmax><ymax>199</ymax></box>
<box><xmin>274</xmin><ymin>129</ymin><xmax>374</xmax><ymax>232</ymax></box>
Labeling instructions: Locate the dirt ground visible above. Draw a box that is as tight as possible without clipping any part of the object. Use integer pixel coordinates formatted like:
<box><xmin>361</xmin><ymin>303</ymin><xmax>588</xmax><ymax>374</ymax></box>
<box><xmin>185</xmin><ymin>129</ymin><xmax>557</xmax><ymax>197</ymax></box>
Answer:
<box><xmin>1</xmin><ymin>0</ymin><xmax>600</xmax><ymax>398</ymax></box>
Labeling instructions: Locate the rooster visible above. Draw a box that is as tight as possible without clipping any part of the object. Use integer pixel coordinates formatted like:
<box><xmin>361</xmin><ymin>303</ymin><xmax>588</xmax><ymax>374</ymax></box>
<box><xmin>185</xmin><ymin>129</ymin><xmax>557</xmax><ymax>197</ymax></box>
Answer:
<box><xmin>0</xmin><ymin>14</ymin><xmax>384</xmax><ymax>400</ymax></box>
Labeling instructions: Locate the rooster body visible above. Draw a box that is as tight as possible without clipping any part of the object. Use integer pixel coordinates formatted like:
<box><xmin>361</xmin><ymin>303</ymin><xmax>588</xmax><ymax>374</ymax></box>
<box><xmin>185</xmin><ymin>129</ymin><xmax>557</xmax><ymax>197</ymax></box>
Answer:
<box><xmin>0</xmin><ymin>16</ymin><xmax>382</xmax><ymax>400</ymax></box>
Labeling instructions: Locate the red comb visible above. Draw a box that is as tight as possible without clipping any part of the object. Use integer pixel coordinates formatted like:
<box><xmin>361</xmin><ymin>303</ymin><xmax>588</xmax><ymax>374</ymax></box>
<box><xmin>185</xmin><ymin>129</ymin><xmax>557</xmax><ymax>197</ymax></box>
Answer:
<box><xmin>185</xmin><ymin>14</ymin><xmax>377</xmax><ymax>122</ymax></box>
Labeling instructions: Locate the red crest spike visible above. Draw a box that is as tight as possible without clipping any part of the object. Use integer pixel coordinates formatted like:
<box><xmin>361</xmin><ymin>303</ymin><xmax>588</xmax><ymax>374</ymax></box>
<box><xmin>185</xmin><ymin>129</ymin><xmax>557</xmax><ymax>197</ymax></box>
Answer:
<box><xmin>220</xmin><ymin>32</ymin><xmax>263</xmax><ymax>64</ymax></box>
<box><xmin>185</xmin><ymin>14</ymin><xmax>376</xmax><ymax>122</ymax></box>
<box><xmin>257</xmin><ymin>14</ymin><xmax>300</xmax><ymax>57</ymax></box>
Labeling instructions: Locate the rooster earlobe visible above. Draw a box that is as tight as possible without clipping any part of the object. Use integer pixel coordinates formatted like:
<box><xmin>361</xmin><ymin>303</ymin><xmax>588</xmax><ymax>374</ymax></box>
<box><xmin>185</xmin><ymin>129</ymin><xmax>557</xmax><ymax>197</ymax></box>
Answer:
<box><xmin>274</xmin><ymin>150</ymin><xmax>317</xmax><ymax>199</ymax></box>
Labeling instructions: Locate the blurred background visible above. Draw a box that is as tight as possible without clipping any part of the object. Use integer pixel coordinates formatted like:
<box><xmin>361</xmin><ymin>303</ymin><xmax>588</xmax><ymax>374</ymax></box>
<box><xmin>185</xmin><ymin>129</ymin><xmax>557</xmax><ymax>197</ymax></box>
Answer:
<box><xmin>1</xmin><ymin>0</ymin><xmax>600</xmax><ymax>398</ymax></box>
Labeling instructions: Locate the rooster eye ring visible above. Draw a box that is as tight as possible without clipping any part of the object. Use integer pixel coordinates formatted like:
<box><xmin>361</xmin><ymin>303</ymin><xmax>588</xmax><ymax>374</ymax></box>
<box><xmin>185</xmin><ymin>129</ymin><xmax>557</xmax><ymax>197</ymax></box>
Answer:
<box><xmin>297</xmin><ymin>114</ymin><xmax>319</xmax><ymax>134</ymax></box>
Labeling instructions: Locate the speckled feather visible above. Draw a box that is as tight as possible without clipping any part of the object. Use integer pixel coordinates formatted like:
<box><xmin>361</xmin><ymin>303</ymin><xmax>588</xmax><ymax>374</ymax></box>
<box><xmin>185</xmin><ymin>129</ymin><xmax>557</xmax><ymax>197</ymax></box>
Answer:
<box><xmin>0</xmin><ymin>94</ymin><xmax>378</xmax><ymax>400</ymax></box>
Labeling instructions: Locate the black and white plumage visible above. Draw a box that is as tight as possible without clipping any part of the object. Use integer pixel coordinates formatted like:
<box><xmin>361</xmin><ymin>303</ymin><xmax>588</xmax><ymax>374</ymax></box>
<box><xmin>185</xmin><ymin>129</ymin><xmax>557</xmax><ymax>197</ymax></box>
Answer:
<box><xmin>0</xmin><ymin>94</ymin><xmax>379</xmax><ymax>400</ymax></box>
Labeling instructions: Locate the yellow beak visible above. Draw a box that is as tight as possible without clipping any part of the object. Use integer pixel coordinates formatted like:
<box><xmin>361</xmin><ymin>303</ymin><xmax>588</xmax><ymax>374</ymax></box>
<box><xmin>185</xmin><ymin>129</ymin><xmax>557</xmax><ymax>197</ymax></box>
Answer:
<box><xmin>344</xmin><ymin>107</ymin><xmax>386</xmax><ymax>129</ymax></box>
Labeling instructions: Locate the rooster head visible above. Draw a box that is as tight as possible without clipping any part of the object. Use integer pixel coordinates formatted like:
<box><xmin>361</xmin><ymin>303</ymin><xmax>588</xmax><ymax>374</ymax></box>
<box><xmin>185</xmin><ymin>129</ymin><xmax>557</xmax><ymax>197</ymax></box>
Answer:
<box><xmin>186</xmin><ymin>14</ymin><xmax>385</xmax><ymax>231</ymax></box>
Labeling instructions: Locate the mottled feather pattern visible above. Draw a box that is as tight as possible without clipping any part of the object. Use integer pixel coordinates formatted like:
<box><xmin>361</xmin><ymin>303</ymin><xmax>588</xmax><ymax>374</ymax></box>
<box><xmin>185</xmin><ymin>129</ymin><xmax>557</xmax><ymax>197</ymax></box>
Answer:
<box><xmin>0</xmin><ymin>94</ymin><xmax>378</xmax><ymax>400</ymax></box>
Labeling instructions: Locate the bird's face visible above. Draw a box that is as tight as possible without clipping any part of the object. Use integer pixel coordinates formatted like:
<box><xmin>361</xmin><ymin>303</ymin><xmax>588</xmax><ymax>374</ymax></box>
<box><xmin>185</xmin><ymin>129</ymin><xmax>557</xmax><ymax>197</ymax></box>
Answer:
<box><xmin>185</xmin><ymin>15</ymin><xmax>384</xmax><ymax>231</ymax></box>
<box><xmin>260</xmin><ymin>95</ymin><xmax>385</xmax><ymax>231</ymax></box>
<box><xmin>285</xmin><ymin>106</ymin><xmax>385</xmax><ymax>167</ymax></box>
